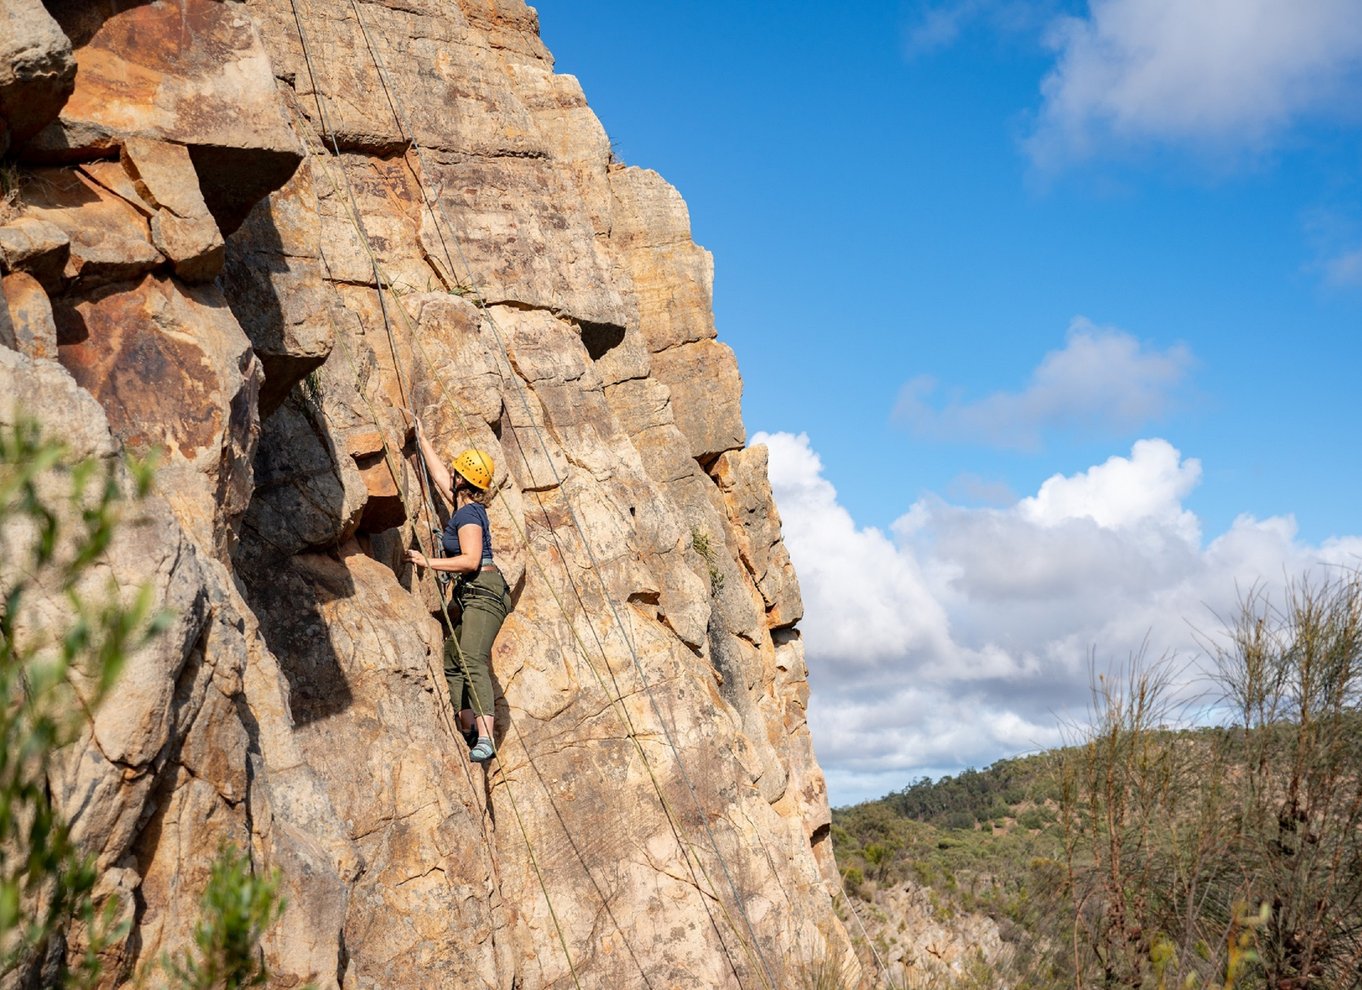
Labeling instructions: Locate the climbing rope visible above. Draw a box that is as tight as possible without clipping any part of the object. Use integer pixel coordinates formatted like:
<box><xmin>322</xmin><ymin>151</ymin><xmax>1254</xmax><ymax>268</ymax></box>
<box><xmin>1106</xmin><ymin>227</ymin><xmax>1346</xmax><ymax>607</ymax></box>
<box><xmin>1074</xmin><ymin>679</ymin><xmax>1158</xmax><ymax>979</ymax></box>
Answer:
<box><xmin>285</xmin><ymin>5</ymin><xmax>585</xmax><ymax>988</ymax></box>
<box><xmin>337</xmin><ymin>4</ymin><xmax>792</xmax><ymax>985</ymax></box>
<box><xmin>286</xmin><ymin>3</ymin><xmax>807</xmax><ymax>986</ymax></box>
<box><xmin>838</xmin><ymin>883</ymin><xmax>901</xmax><ymax>990</ymax></box>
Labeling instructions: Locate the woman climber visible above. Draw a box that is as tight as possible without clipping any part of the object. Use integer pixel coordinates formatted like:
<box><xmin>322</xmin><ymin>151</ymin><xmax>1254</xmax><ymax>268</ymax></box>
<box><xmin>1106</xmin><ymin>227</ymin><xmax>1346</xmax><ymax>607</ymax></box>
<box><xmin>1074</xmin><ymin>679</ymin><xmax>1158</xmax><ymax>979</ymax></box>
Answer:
<box><xmin>405</xmin><ymin>417</ymin><xmax>512</xmax><ymax>764</ymax></box>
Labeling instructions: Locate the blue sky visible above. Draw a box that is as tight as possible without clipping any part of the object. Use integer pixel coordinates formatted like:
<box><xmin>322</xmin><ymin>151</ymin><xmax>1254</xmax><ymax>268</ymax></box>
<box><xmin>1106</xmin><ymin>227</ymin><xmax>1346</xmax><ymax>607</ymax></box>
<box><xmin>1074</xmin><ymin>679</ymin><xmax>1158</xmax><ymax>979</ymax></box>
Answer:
<box><xmin>533</xmin><ymin>1</ymin><xmax>1362</xmax><ymax>805</ymax></box>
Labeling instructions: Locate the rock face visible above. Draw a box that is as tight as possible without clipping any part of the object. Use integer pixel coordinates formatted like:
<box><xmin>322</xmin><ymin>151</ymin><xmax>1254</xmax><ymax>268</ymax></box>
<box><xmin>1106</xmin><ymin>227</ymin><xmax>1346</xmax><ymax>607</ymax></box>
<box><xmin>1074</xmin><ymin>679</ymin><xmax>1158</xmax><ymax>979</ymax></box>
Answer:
<box><xmin>0</xmin><ymin>0</ymin><xmax>75</xmax><ymax>154</ymax></box>
<box><xmin>0</xmin><ymin>2</ymin><xmax>853</xmax><ymax>987</ymax></box>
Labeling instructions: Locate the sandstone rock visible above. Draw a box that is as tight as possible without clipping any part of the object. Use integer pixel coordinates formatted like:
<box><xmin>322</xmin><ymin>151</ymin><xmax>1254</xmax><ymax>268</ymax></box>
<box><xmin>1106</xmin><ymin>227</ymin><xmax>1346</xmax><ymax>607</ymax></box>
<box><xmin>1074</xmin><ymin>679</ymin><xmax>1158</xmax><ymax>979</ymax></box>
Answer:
<box><xmin>53</xmin><ymin>275</ymin><xmax>262</xmax><ymax>557</ymax></box>
<box><xmin>0</xmin><ymin>215</ymin><xmax>71</xmax><ymax>291</ymax></box>
<box><xmin>714</xmin><ymin>444</ymin><xmax>805</xmax><ymax>628</ymax></box>
<box><xmin>221</xmin><ymin>156</ymin><xmax>336</xmax><ymax>417</ymax></box>
<box><xmin>354</xmin><ymin>450</ymin><xmax>407</xmax><ymax>533</ymax></box>
<box><xmin>8</xmin><ymin>1</ymin><xmax>856</xmax><ymax>986</ymax></box>
<box><xmin>857</xmin><ymin>880</ymin><xmax>1012</xmax><ymax>990</ymax></box>
<box><xmin>238</xmin><ymin>547</ymin><xmax>500</xmax><ymax>990</ymax></box>
<box><xmin>77</xmin><ymin>159</ymin><xmax>153</xmax><ymax>217</ymax></box>
<box><xmin>239</xmin><ymin>397</ymin><xmax>367</xmax><ymax>559</ymax></box>
<box><xmin>503</xmin><ymin>61</ymin><xmax>615</xmax><ymax>236</ymax></box>
<box><xmin>653</xmin><ymin>337</ymin><xmax>747</xmax><ymax>460</ymax></box>
<box><xmin>149</xmin><ymin>211</ymin><xmax>224</xmax><ymax>282</ymax></box>
<box><xmin>0</xmin><ymin>277</ymin><xmax>12</xmax><ymax>351</ymax></box>
<box><xmin>20</xmin><ymin>168</ymin><xmax>163</xmax><ymax>287</ymax></box>
<box><xmin>606</xmin><ymin>166</ymin><xmax>744</xmax><ymax>461</ymax></box>
<box><xmin>0</xmin><ymin>0</ymin><xmax>76</xmax><ymax>153</ymax></box>
<box><xmin>121</xmin><ymin>138</ymin><xmax>209</xmax><ymax>220</ymax></box>
<box><xmin>34</xmin><ymin>0</ymin><xmax>301</xmax><ymax>234</ymax></box>
<box><xmin>609</xmin><ymin>166</ymin><xmax>718</xmax><ymax>352</ymax></box>
<box><xmin>422</xmin><ymin>152</ymin><xmax>632</xmax><ymax>329</ymax></box>
<box><xmin>123</xmin><ymin>138</ymin><xmax>226</xmax><ymax>282</ymax></box>
<box><xmin>244</xmin><ymin>0</ymin><xmax>542</xmax><ymax>157</ymax></box>
<box><xmin>0</xmin><ymin>343</ymin><xmax>222</xmax><ymax>948</ymax></box>
<box><xmin>2</xmin><ymin>270</ymin><xmax>58</xmax><ymax>360</ymax></box>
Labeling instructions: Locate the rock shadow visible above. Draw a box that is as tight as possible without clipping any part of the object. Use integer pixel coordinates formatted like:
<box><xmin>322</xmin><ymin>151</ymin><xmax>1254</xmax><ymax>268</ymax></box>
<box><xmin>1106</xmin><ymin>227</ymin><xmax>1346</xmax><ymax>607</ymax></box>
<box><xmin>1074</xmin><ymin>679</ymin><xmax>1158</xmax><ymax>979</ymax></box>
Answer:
<box><xmin>220</xmin><ymin>190</ymin><xmax>323</xmax><ymax>418</ymax></box>
<box><xmin>238</xmin><ymin>545</ymin><xmax>357</xmax><ymax>727</ymax></box>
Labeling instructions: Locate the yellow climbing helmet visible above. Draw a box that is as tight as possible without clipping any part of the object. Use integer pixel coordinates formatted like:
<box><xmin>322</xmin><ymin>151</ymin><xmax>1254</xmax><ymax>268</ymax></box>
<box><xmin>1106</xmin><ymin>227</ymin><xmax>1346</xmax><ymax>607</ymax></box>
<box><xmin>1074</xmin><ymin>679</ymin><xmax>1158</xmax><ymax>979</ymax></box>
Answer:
<box><xmin>451</xmin><ymin>449</ymin><xmax>494</xmax><ymax>491</ymax></box>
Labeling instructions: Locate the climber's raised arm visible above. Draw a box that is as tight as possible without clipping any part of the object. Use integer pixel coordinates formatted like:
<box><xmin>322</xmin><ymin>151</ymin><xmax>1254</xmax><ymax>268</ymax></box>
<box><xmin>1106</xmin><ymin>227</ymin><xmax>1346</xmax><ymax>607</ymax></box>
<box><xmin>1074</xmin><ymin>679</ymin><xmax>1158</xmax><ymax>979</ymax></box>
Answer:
<box><xmin>410</xmin><ymin>414</ymin><xmax>454</xmax><ymax>504</ymax></box>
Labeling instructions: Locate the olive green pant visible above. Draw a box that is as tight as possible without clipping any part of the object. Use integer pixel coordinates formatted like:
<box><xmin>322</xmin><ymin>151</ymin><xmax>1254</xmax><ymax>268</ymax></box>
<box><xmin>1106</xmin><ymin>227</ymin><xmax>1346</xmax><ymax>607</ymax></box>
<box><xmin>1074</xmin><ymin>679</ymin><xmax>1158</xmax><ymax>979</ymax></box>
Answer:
<box><xmin>443</xmin><ymin>567</ymin><xmax>511</xmax><ymax>719</ymax></box>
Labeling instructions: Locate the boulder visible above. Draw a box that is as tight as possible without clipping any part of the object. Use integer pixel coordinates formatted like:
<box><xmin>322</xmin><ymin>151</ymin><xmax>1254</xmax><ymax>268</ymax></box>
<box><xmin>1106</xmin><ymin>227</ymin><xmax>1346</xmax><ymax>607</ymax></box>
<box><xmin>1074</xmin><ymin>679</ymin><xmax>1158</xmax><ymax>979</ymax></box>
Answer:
<box><xmin>0</xmin><ymin>215</ymin><xmax>71</xmax><ymax>292</ymax></box>
<box><xmin>2</xmin><ymin>270</ymin><xmax>58</xmax><ymax>360</ymax></box>
<box><xmin>221</xmin><ymin>156</ymin><xmax>336</xmax><ymax>417</ymax></box>
<box><xmin>20</xmin><ymin>167</ymin><xmax>163</xmax><ymax>288</ymax></box>
<box><xmin>0</xmin><ymin>0</ymin><xmax>76</xmax><ymax>152</ymax></box>
<box><xmin>33</xmin><ymin>0</ymin><xmax>301</xmax><ymax>234</ymax></box>
<box><xmin>123</xmin><ymin>138</ymin><xmax>225</xmax><ymax>283</ymax></box>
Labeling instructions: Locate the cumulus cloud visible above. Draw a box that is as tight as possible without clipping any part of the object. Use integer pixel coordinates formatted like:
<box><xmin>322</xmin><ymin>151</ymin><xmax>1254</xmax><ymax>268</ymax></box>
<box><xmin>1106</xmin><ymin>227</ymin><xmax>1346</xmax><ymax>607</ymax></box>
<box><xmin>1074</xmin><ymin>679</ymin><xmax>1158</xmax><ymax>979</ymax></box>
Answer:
<box><xmin>758</xmin><ymin>431</ymin><xmax>956</xmax><ymax>669</ymax></box>
<box><xmin>1019</xmin><ymin>438</ymin><xmax>1201</xmax><ymax>540</ymax></box>
<box><xmin>757</xmin><ymin>430</ymin><xmax>1362</xmax><ymax>805</ymax></box>
<box><xmin>893</xmin><ymin>320</ymin><xmax>1193</xmax><ymax>450</ymax></box>
<box><xmin>1026</xmin><ymin>0</ymin><xmax>1362</xmax><ymax>166</ymax></box>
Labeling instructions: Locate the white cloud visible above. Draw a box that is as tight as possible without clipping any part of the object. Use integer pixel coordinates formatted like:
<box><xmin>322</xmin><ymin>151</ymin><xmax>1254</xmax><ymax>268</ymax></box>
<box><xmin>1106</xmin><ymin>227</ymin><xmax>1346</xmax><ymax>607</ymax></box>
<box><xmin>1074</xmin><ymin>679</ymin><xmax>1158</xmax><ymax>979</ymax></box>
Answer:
<box><xmin>757</xmin><ymin>431</ymin><xmax>956</xmax><ymax>669</ymax></box>
<box><xmin>1026</xmin><ymin>0</ymin><xmax>1362</xmax><ymax>167</ymax></box>
<box><xmin>759</xmin><ymin>430</ymin><xmax>1362</xmax><ymax>805</ymax></box>
<box><xmin>1019</xmin><ymin>437</ymin><xmax>1201</xmax><ymax>541</ymax></box>
<box><xmin>894</xmin><ymin>319</ymin><xmax>1193</xmax><ymax>450</ymax></box>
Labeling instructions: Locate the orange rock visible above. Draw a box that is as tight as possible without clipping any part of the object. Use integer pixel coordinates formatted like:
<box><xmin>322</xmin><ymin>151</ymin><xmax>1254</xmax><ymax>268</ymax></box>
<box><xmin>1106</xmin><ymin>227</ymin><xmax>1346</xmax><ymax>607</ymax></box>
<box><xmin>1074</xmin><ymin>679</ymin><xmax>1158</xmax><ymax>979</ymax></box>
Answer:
<box><xmin>1</xmin><ymin>270</ymin><xmax>57</xmax><ymax>360</ymax></box>
<box><xmin>31</xmin><ymin>0</ymin><xmax>300</xmax><ymax>234</ymax></box>
<box><xmin>0</xmin><ymin>215</ymin><xmax>70</xmax><ymax>292</ymax></box>
<box><xmin>21</xmin><ymin>167</ymin><xmax>162</xmax><ymax>287</ymax></box>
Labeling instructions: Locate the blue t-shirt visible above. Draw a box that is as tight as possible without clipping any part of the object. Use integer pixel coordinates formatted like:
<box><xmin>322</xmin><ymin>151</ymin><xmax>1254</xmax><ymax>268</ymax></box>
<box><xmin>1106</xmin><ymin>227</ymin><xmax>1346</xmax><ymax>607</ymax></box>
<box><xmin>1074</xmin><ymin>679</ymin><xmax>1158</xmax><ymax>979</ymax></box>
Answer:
<box><xmin>443</xmin><ymin>502</ymin><xmax>493</xmax><ymax>563</ymax></box>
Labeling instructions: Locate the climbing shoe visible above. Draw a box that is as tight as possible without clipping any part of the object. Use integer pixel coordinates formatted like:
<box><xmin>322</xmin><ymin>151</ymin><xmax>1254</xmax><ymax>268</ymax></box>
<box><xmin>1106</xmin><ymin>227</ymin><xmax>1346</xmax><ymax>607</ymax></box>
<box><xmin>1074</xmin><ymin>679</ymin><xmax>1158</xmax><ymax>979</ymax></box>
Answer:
<box><xmin>469</xmin><ymin>738</ymin><xmax>496</xmax><ymax>763</ymax></box>
<box><xmin>461</xmin><ymin>724</ymin><xmax>478</xmax><ymax>749</ymax></box>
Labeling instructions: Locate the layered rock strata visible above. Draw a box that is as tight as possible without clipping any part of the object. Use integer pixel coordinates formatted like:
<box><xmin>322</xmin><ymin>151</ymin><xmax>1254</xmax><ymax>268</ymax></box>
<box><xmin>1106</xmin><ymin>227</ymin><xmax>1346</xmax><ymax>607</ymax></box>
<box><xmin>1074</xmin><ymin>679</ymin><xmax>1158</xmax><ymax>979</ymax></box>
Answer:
<box><xmin>0</xmin><ymin>1</ymin><xmax>852</xmax><ymax>986</ymax></box>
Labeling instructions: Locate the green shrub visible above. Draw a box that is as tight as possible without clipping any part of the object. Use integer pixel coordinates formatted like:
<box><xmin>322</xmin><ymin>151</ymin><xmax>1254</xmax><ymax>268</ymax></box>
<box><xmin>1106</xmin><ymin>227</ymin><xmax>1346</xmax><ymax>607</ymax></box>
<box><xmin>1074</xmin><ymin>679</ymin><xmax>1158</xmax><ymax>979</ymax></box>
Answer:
<box><xmin>1</xmin><ymin>421</ymin><xmax>164</xmax><ymax>987</ymax></box>
<box><xmin>164</xmin><ymin>844</ymin><xmax>285</xmax><ymax>990</ymax></box>
<box><xmin>0</xmin><ymin>422</ymin><xmax>294</xmax><ymax>990</ymax></box>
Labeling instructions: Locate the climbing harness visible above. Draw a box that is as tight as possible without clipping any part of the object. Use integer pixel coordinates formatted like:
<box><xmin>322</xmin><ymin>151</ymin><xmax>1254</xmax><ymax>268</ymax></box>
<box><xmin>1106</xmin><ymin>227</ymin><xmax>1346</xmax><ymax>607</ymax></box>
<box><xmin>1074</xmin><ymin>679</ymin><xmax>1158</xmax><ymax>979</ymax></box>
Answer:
<box><xmin>341</xmin><ymin>2</ymin><xmax>787</xmax><ymax>981</ymax></box>
<box><xmin>283</xmin><ymin>1</ymin><xmax>816</xmax><ymax>986</ymax></box>
<box><xmin>284</xmin><ymin>6</ymin><xmax>587</xmax><ymax>989</ymax></box>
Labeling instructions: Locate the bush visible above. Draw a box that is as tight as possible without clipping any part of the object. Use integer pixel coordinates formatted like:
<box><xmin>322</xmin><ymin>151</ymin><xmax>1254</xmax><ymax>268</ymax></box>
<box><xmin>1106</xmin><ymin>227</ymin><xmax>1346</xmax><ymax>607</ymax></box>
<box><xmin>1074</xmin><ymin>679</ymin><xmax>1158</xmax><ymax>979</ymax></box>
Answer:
<box><xmin>1060</xmin><ymin>570</ymin><xmax>1362</xmax><ymax>989</ymax></box>
<box><xmin>164</xmin><ymin>844</ymin><xmax>285</xmax><ymax>990</ymax></box>
<box><xmin>1</xmin><ymin>421</ymin><xmax>164</xmax><ymax>986</ymax></box>
<box><xmin>0</xmin><ymin>422</ymin><xmax>294</xmax><ymax>989</ymax></box>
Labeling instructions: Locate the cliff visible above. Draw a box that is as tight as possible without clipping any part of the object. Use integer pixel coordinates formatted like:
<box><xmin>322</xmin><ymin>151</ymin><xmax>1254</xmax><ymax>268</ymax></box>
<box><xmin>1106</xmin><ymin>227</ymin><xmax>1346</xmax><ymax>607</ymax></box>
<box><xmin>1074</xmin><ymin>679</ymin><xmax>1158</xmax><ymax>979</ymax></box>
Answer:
<box><xmin>0</xmin><ymin>1</ymin><xmax>852</xmax><ymax>987</ymax></box>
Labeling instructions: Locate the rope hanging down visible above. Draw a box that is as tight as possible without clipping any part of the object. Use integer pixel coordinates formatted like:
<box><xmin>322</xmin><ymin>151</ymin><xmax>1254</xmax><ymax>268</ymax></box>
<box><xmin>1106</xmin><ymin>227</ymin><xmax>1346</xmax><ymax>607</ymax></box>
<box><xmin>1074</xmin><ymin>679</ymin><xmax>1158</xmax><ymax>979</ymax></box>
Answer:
<box><xmin>282</xmin><ymin>2</ymin><xmax>858</xmax><ymax>987</ymax></box>
<box><xmin>337</xmin><ymin>10</ymin><xmax>785</xmax><ymax>986</ymax></box>
<box><xmin>285</xmin><ymin>4</ymin><xmax>589</xmax><ymax>988</ymax></box>
<box><xmin>334</xmin><ymin>25</ymin><xmax>760</xmax><ymax>988</ymax></box>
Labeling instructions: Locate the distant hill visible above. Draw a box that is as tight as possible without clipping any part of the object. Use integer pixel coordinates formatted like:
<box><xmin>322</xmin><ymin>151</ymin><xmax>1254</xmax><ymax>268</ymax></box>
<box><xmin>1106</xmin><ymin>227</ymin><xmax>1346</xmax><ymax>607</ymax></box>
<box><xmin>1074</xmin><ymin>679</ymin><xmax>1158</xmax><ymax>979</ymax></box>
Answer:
<box><xmin>829</xmin><ymin>707</ymin><xmax>1362</xmax><ymax>989</ymax></box>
